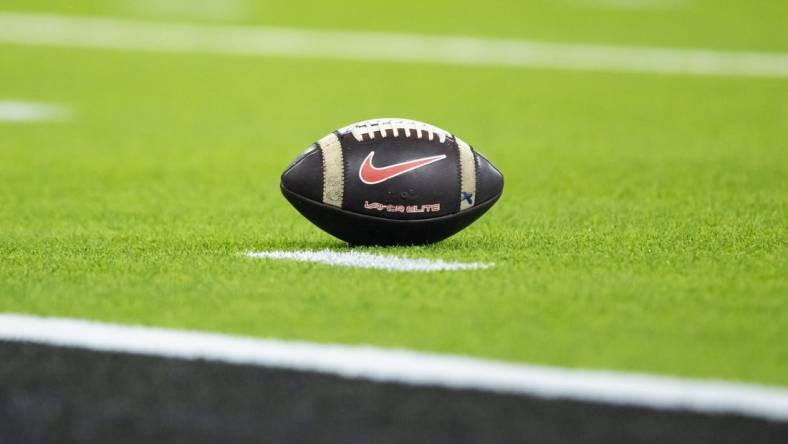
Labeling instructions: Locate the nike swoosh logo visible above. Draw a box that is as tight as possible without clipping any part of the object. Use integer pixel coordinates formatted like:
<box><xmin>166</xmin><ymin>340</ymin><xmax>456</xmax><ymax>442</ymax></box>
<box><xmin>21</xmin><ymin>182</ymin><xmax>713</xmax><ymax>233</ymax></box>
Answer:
<box><xmin>358</xmin><ymin>151</ymin><xmax>447</xmax><ymax>185</ymax></box>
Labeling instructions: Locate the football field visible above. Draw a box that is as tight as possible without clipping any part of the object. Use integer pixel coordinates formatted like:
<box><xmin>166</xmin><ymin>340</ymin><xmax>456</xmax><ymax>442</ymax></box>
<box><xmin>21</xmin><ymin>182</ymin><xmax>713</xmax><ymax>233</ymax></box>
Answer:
<box><xmin>1</xmin><ymin>0</ymin><xmax>787</xmax><ymax>441</ymax></box>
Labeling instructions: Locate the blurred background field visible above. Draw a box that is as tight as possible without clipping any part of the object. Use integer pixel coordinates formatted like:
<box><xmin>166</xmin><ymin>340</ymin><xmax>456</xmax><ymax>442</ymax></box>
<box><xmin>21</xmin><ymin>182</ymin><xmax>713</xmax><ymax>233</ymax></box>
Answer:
<box><xmin>5</xmin><ymin>0</ymin><xmax>788</xmax><ymax>51</ymax></box>
<box><xmin>0</xmin><ymin>1</ymin><xmax>786</xmax><ymax>385</ymax></box>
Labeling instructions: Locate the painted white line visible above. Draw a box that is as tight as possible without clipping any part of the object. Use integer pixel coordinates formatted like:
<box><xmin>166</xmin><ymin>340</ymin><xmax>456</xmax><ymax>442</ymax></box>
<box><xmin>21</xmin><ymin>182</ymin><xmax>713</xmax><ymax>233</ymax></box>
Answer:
<box><xmin>0</xmin><ymin>100</ymin><xmax>70</xmax><ymax>123</ymax></box>
<box><xmin>245</xmin><ymin>250</ymin><xmax>492</xmax><ymax>272</ymax></box>
<box><xmin>0</xmin><ymin>12</ymin><xmax>786</xmax><ymax>78</ymax></box>
<box><xmin>0</xmin><ymin>314</ymin><xmax>787</xmax><ymax>421</ymax></box>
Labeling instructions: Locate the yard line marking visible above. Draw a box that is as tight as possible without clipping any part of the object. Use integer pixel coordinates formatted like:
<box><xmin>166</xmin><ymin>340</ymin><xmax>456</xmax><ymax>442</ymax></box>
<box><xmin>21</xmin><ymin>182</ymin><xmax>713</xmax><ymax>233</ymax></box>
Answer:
<box><xmin>1</xmin><ymin>314</ymin><xmax>787</xmax><ymax>421</ymax></box>
<box><xmin>245</xmin><ymin>250</ymin><xmax>493</xmax><ymax>272</ymax></box>
<box><xmin>0</xmin><ymin>100</ymin><xmax>70</xmax><ymax>123</ymax></box>
<box><xmin>0</xmin><ymin>12</ymin><xmax>786</xmax><ymax>78</ymax></box>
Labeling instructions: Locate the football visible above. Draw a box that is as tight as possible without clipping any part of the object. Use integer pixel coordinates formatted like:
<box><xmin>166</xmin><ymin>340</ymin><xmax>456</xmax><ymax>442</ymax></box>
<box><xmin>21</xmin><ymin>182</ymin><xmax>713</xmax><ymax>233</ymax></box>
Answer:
<box><xmin>280</xmin><ymin>118</ymin><xmax>504</xmax><ymax>245</ymax></box>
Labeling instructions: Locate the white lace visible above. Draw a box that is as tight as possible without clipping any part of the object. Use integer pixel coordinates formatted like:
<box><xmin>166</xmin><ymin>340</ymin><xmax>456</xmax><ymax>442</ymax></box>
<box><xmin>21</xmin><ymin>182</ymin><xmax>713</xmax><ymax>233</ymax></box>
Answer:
<box><xmin>340</xmin><ymin>118</ymin><xmax>451</xmax><ymax>143</ymax></box>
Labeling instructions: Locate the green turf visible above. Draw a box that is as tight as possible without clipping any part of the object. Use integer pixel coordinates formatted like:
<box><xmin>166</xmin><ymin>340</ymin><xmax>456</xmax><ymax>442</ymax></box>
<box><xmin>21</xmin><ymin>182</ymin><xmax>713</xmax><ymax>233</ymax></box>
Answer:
<box><xmin>1</xmin><ymin>2</ymin><xmax>787</xmax><ymax>386</ymax></box>
<box><xmin>5</xmin><ymin>0</ymin><xmax>788</xmax><ymax>51</ymax></box>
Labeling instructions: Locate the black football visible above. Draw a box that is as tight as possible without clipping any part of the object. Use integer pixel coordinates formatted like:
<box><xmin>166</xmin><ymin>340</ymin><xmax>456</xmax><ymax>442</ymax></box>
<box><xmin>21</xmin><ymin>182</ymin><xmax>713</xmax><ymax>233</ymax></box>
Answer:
<box><xmin>280</xmin><ymin>118</ymin><xmax>503</xmax><ymax>246</ymax></box>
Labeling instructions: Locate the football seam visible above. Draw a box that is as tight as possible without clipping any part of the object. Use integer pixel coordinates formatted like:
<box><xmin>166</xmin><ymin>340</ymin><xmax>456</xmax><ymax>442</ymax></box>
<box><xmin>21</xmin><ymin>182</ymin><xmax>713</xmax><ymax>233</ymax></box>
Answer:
<box><xmin>453</xmin><ymin>136</ymin><xmax>463</xmax><ymax>214</ymax></box>
<box><xmin>317</xmin><ymin>143</ymin><xmax>326</xmax><ymax>202</ymax></box>
<box><xmin>473</xmin><ymin>149</ymin><xmax>480</xmax><ymax>207</ymax></box>
<box><xmin>340</xmin><ymin>118</ymin><xmax>453</xmax><ymax>143</ymax></box>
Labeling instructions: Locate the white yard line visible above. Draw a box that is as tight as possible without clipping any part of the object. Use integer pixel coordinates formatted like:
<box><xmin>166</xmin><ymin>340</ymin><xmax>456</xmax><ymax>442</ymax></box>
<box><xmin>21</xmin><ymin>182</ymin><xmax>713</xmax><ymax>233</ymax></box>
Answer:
<box><xmin>245</xmin><ymin>250</ymin><xmax>493</xmax><ymax>272</ymax></box>
<box><xmin>0</xmin><ymin>100</ymin><xmax>70</xmax><ymax>123</ymax></box>
<box><xmin>0</xmin><ymin>313</ymin><xmax>787</xmax><ymax>421</ymax></box>
<box><xmin>0</xmin><ymin>12</ymin><xmax>786</xmax><ymax>78</ymax></box>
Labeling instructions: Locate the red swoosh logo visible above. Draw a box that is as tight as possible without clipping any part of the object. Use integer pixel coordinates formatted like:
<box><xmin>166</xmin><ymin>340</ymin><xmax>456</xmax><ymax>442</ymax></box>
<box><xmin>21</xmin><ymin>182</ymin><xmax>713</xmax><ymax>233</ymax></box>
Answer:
<box><xmin>358</xmin><ymin>151</ymin><xmax>447</xmax><ymax>185</ymax></box>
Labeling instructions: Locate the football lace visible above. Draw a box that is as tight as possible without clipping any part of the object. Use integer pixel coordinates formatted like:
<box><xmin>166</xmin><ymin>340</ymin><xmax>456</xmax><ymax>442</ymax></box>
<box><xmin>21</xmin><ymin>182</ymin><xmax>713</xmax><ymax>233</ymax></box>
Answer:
<box><xmin>344</xmin><ymin>119</ymin><xmax>451</xmax><ymax>143</ymax></box>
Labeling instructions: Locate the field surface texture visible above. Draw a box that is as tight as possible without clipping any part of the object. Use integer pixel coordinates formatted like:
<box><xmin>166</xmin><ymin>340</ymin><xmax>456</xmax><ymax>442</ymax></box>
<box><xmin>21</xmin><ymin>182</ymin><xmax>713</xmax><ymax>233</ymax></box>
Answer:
<box><xmin>1</xmin><ymin>0</ymin><xmax>787</xmax><ymax>387</ymax></box>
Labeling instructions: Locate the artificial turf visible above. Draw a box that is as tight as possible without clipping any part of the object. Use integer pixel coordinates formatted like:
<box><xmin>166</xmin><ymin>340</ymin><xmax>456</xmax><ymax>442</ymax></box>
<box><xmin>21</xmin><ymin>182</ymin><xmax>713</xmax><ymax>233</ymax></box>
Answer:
<box><xmin>1</xmin><ymin>1</ymin><xmax>786</xmax><ymax>386</ymax></box>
